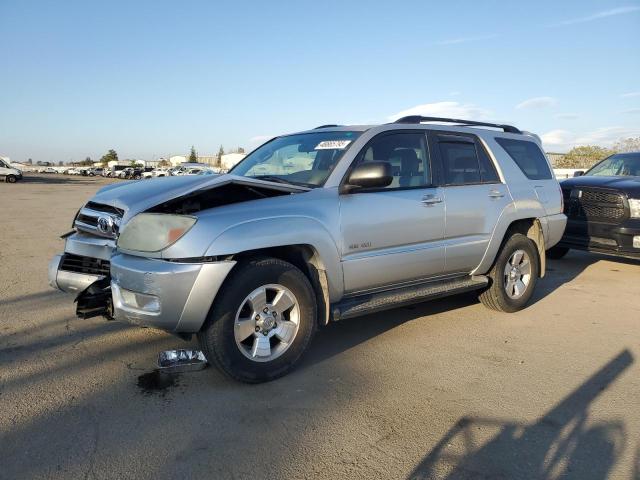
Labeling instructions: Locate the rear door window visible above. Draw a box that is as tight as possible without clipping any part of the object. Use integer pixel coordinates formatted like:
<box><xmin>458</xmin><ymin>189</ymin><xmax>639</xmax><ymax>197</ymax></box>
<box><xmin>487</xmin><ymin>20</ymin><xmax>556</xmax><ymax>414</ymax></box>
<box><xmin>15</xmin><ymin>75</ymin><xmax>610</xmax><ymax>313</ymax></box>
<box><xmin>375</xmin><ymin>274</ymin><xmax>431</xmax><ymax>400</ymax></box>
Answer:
<box><xmin>434</xmin><ymin>133</ymin><xmax>500</xmax><ymax>185</ymax></box>
<box><xmin>495</xmin><ymin>138</ymin><xmax>552</xmax><ymax>180</ymax></box>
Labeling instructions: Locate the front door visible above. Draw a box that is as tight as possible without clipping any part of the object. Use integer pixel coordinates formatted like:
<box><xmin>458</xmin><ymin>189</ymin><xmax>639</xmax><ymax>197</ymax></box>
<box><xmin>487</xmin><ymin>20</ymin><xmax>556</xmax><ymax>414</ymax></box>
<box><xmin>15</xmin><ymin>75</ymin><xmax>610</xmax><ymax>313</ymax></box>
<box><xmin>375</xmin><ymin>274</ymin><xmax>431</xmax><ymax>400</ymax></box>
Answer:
<box><xmin>339</xmin><ymin>131</ymin><xmax>446</xmax><ymax>293</ymax></box>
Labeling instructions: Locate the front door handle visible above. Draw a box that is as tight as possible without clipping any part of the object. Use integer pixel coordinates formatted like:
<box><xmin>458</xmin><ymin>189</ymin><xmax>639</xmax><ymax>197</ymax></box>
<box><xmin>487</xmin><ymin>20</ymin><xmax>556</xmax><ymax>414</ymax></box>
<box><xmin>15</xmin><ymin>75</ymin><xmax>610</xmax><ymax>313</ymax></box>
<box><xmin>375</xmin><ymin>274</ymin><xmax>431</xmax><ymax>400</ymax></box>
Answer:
<box><xmin>488</xmin><ymin>189</ymin><xmax>505</xmax><ymax>199</ymax></box>
<box><xmin>421</xmin><ymin>194</ymin><xmax>443</xmax><ymax>206</ymax></box>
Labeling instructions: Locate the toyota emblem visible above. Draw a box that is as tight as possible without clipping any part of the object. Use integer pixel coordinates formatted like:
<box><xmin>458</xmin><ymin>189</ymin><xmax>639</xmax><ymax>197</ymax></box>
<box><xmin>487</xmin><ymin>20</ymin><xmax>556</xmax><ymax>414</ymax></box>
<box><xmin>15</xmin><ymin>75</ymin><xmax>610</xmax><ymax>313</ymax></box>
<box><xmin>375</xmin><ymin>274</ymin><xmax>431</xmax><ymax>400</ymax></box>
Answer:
<box><xmin>97</xmin><ymin>216</ymin><xmax>114</xmax><ymax>235</ymax></box>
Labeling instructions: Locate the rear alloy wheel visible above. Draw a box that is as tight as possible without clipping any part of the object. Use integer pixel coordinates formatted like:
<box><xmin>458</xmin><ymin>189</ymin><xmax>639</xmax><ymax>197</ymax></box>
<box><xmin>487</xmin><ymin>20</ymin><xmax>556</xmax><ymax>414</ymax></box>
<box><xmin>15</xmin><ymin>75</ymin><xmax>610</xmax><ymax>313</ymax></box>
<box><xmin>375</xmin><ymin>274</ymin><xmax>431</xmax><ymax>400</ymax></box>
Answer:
<box><xmin>479</xmin><ymin>233</ymin><xmax>540</xmax><ymax>313</ymax></box>
<box><xmin>198</xmin><ymin>257</ymin><xmax>316</xmax><ymax>383</ymax></box>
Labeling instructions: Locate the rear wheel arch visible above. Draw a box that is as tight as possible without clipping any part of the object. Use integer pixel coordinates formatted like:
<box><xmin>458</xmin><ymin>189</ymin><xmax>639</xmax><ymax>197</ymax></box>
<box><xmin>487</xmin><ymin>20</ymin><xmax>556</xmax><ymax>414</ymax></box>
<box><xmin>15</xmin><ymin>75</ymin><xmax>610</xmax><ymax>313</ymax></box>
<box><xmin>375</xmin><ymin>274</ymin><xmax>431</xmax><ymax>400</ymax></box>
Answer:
<box><xmin>503</xmin><ymin>218</ymin><xmax>546</xmax><ymax>277</ymax></box>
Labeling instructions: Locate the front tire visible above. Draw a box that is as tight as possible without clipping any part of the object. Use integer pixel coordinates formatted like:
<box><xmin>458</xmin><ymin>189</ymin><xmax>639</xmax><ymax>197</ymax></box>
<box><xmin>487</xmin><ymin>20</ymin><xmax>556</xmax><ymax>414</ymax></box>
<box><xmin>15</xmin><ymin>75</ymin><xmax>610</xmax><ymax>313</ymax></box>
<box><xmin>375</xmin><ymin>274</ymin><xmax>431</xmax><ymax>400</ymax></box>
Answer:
<box><xmin>479</xmin><ymin>233</ymin><xmax>540</xmax><ymax>313</ymax></box>
<box><xmin>6</xmin><ymin>175</ymin><xmax>17</xmax><ymax>183</ymax></box>
<box><xmin>198</xmin><ymin>257</ymin><xmax>317</xmax><ymax>383</ymax></box>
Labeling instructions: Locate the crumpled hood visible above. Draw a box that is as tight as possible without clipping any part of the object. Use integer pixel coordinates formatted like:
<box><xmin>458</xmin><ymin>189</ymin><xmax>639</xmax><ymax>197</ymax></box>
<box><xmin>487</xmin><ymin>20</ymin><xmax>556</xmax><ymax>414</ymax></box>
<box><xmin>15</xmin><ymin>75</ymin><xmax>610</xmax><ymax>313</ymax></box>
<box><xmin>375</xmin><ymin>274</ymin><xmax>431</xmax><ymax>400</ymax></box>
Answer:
<box><xmin>91</xmin><ymin>174</ymin><xmax>307</xmax><ymax>223</ymax></box>
<box><xmin>561</xmin><ymin>175</ymin><xmax>640</xmax><ymax>198</ymax></box>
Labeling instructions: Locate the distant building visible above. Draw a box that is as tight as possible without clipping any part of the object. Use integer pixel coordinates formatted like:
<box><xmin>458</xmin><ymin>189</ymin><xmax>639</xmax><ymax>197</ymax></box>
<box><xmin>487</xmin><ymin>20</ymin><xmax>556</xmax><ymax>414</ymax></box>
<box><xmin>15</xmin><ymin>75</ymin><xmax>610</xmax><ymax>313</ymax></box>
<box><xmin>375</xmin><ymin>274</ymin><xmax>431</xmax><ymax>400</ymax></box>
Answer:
<box><xmin>220</xmin><ymin>153</ymin><xmax>246</xmax><ymax>170</ymax></box>
<box><xmin>197</xmin><ymin>155</ymin><xmax>218</xmax><ymax>166</ymax></box>
<box><xmin>169</xmin><ymin>155</ymin><xmax>187</xmax><ymax>166</ymax></box>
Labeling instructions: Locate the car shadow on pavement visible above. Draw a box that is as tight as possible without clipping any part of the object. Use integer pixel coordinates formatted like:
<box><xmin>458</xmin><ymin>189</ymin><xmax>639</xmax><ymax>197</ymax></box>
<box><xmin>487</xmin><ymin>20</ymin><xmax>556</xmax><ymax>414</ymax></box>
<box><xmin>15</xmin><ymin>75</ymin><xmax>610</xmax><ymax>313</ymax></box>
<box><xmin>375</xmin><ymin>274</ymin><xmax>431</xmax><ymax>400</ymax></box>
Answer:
<box><xmin>532</xmin><ymin>249</ymin><xmax>640</xmax><ymax>305</ymax></box>
<box><xmin>18</xmin><ymin>174</ymin><xmax>114</xmax><ymax>186</ymax></box>
<box><xmin>407</xmin><ymin>349</ymin><xmax>634</xmax><ymax>480</ymax></box>
<box><xmin>301</xmin><ymin>293</ymin><xmax>477</xmax><ymax>370</ymax></box>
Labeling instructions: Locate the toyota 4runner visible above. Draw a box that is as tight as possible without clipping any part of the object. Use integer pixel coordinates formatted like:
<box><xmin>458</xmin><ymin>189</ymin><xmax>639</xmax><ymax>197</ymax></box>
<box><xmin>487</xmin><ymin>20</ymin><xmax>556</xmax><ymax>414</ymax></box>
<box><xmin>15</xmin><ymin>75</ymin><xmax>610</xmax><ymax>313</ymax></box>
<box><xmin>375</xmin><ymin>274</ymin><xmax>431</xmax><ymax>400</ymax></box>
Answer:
<box><xmin>48</xmin><ymin>117</ymin><xmax>566</xmax><ymax>382</ymax></box>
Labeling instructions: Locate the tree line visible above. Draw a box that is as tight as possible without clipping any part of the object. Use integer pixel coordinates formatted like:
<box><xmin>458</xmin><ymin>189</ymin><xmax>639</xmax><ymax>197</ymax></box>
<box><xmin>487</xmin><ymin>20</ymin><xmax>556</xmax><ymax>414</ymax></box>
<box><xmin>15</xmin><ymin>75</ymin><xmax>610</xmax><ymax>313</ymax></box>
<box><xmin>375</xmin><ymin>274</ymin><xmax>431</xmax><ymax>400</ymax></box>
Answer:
<box><xmin>552</xmin><ymin>137</ymin><xmax>640</xmax><ymax>169</ymax></box>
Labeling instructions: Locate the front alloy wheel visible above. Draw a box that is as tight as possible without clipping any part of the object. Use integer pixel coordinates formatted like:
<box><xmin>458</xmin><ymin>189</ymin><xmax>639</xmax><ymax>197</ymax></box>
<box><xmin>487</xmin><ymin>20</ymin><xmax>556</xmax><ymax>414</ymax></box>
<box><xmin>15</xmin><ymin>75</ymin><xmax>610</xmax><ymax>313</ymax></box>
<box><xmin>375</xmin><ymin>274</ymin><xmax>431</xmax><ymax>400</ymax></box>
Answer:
<box><xmin>198</xmin><ymin>257</ymin><xmax>317</xmax><ymax>383</ymax></box>
<box><xmin>234</xmin><ymin>284</ymin><xmax>301</xmax><ymax>362</ymax></box>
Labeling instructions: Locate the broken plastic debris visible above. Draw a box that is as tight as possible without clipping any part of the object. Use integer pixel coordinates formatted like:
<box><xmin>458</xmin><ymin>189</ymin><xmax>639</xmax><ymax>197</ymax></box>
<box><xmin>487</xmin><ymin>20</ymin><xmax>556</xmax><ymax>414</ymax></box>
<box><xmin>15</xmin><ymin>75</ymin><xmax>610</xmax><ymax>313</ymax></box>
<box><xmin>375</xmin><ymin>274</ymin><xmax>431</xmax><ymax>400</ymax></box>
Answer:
<box><xmin>157</xmin><ymin>349</ymin><xmax>208</xmax><ymax>373</ymax></box>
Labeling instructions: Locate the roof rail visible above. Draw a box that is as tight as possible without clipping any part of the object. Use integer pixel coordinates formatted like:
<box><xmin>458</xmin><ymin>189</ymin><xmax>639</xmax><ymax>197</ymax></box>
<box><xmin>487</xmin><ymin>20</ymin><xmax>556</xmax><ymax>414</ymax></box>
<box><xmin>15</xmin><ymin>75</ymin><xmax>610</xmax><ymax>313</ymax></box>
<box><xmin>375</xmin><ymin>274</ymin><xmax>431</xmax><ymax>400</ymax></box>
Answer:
<box><xmin>314</xmin><ymin>124</ymin><xmax>342</xmax><ymax>129</ymax></box>
<box><xmin>393</xmin><ymin>116</ymin><xmax>521</xmax><ymax>134</ymax></box>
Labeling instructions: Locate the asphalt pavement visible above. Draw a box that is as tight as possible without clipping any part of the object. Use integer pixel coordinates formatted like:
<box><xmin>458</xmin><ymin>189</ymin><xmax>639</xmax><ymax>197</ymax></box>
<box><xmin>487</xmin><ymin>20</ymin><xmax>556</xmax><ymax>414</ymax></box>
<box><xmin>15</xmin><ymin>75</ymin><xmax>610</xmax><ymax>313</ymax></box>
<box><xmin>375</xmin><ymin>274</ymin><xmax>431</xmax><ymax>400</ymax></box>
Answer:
<box><xmin>1</xmin><ymin>174</ymin><xmax>639</xmax><ymax>479</ymax></box>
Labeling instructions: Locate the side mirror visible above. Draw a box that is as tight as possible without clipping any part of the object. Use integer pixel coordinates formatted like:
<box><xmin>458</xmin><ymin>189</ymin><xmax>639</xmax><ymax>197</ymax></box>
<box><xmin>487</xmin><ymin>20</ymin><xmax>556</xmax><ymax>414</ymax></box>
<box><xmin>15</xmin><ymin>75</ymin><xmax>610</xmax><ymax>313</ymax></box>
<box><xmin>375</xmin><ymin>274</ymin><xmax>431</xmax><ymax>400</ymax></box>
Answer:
<box><xmin>573</xmin><ymin>170</ymin><xmax>585</xmax><ymax>177</ymax></box>
<box><xmin>341</xmin><ymin>161</ymin><xmax>393</xmax><ymax>193</ymax></box>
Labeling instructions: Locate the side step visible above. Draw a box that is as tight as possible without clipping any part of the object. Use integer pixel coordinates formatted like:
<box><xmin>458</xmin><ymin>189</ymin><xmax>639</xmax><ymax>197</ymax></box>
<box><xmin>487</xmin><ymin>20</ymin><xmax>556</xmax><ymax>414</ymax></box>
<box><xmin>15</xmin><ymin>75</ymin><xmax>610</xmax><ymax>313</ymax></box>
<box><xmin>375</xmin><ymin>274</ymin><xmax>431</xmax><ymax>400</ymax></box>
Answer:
<box><xmin>332</xmin><ymin>275</ymin><xmax>488</xmax><ymax>321</ymax></box>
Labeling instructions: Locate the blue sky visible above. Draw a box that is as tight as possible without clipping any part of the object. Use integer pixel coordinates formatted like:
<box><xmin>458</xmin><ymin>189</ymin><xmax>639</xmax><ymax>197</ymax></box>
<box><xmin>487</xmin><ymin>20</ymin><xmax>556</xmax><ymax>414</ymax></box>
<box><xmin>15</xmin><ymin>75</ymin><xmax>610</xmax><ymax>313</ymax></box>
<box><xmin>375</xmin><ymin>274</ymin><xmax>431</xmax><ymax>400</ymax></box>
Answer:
<box><xmin>1</xmin><ymin>0</ymin><xmax>639</xmax><ymax>162</ymax></box>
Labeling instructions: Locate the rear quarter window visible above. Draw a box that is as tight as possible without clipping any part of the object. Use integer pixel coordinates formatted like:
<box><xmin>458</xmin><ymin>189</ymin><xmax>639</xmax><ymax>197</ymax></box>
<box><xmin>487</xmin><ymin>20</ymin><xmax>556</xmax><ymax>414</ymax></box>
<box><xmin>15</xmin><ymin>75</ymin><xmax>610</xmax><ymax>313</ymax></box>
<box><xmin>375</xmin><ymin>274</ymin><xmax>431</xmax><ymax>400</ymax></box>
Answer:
<box><xmin>495</xmin><ymin>138</ymin><xmax>552</xmax><ymax>180</ymax></box>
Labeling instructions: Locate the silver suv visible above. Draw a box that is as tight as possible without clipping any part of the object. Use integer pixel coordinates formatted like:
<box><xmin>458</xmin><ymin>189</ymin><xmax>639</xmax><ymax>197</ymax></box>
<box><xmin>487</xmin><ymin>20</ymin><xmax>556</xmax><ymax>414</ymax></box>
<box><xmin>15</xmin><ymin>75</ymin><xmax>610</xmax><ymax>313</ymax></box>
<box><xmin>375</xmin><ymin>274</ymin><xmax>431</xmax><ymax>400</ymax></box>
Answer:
<box><xmin>49</xmin><ymin>117</ymin><xmax>567</xmax><ymax>382</ymax></box>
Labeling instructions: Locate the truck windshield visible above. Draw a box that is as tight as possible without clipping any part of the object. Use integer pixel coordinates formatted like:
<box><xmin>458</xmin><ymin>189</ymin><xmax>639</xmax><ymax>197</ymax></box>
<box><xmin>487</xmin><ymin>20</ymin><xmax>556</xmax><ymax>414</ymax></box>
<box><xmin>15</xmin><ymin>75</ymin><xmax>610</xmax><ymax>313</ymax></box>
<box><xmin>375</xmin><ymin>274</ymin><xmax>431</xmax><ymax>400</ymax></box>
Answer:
<box><xmin>230</xmin><ymin>131</ymin><xmax>361</xmax><ymax>187</ymax></box>
<box><xmin>585</xmin><ymin>153</ymin><xmax>640</xmax><ymax>177</ymax></box>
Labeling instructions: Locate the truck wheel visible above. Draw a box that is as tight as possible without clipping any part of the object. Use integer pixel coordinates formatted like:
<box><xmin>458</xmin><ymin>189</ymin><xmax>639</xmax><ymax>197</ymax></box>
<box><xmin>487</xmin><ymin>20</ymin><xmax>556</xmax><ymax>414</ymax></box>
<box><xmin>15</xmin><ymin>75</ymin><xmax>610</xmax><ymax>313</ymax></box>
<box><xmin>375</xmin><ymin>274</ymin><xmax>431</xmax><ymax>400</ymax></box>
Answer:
<box><xmin>546</xmin><ymin>246</ymin><xmax>569</xmax><ymax>259</ymax></box>
<box><xmin>6</xmin><ymin>175</ymin><xmax>17</xmax><ymax>183</ymax></box>
<box><xmin>479</xmin><ymin>233</ymin><xmax>540</xmax><ymax>313</ymax></box>
<box><xmin>197</xmin><ymin>257</ymin><xmax>317</xmax><ymax>383</ymax></box>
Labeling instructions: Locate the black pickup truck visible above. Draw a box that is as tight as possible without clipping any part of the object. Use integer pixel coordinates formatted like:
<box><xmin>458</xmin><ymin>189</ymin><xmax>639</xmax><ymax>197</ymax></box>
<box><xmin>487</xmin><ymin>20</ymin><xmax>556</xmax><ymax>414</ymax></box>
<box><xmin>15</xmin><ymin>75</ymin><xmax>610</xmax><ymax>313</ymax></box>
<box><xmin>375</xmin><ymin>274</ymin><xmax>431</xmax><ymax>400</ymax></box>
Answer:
<box><xmin>549</xmin><ymin>152</ymin><xmax>640</xmax><ymax>259</ymax></box>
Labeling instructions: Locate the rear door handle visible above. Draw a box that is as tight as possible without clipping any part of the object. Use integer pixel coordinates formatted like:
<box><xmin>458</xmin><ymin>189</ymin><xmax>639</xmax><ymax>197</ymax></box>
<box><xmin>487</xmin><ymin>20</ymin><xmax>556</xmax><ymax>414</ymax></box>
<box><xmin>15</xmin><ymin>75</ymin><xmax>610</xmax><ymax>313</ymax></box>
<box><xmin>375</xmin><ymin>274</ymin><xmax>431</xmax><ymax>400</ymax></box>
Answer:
<box><xmin>421</xmin><ymin>194</ymin><xmax>443</xmax><ymax>206</ymax></box>
<box><xmin>488</xmin><ymin>189</ymin><xmax>505</xmax><ymax>199</ymax></box>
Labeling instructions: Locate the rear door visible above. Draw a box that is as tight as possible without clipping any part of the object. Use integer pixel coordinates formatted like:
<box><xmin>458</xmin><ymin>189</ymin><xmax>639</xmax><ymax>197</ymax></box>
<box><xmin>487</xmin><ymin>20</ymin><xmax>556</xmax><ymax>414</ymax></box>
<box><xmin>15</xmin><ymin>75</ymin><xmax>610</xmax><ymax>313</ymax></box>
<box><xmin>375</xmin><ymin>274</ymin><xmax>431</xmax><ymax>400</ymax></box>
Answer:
<box><xmin>430</xmin><ymin>132</ymin><xmax>510</xmax><ymax>274</ymax></box>
<box><xmin>339</xmin><ymin>131</ymin><xmax>446</xmax><ymax>293</ymax></box>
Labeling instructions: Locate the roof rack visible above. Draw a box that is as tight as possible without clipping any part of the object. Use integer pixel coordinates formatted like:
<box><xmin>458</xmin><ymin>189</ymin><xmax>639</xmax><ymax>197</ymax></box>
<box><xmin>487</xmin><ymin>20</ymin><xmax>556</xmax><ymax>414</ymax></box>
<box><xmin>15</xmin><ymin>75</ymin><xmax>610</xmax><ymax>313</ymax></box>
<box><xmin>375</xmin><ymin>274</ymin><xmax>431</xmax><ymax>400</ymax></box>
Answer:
<box><xmin>393</xmin><ymin>116</ymin><xmax>521</xmax><ymax>134</ymax></box>
<box><xmin>314</xmin><ymin>124</ymin><xmax>342</xmax><ymax>129</ymax></box>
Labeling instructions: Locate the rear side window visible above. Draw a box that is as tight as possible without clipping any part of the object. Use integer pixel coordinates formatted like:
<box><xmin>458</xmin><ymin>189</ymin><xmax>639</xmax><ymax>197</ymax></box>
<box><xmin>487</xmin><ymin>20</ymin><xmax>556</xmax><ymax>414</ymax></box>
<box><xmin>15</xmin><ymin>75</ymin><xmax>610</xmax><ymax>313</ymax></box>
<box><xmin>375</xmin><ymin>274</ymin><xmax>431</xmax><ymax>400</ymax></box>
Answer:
<box><xmin>435</xmin><ymin>134</ymin><xmax>499</xmax><ymax>185</ymax></box>
<box><xmin>495</xmin><ymin>138</ymin><xmax>552</xmax><ymax>180</ymax></box>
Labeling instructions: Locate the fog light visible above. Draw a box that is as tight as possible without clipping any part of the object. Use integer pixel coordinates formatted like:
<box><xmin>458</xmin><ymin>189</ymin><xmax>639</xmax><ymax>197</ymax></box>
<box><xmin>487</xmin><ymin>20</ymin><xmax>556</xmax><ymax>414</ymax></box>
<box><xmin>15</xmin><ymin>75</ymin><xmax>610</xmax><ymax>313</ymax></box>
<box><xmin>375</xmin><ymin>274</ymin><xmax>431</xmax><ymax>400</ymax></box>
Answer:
<box><xmin>120</xmin><ymin>287</ymin><xmax>160</xmax><ymax>313</ymax></box>
<box><xmin>633</xmin><ymin>236</ymin><xmax>640</xmax><ymax>249</ymax></box>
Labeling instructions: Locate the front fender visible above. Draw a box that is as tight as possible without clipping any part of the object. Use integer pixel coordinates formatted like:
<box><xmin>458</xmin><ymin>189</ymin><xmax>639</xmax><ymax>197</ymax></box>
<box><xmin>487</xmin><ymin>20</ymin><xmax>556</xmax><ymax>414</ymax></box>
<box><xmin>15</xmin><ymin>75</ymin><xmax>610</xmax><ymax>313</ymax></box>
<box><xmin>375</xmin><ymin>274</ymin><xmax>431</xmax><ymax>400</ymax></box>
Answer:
<box><xmin>204</xmin><ymin>216</ymin><xmax>344</xmax><ymax>300</ymax></box>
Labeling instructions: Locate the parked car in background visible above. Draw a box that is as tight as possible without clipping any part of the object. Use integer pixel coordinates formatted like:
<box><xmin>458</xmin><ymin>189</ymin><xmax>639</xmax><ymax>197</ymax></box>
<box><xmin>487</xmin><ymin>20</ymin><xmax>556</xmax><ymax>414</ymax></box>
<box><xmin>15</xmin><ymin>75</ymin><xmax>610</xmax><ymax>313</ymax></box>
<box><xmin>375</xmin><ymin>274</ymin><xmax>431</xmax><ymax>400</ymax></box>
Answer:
<box><xmin>49</xmin><ymin>117</ymin><xmax>566</xmax><ymax>382</ymax></box>
<box><xmin>43</xmin><ymin>167</ymin><xmax>58</xmax><ymax>174</ymax></box>
<box><xmin>549</xmin><ymin>151</ymin><xmax>640</xmax><ymax>259</ymax></box>
<box><xmin>0</xmin><ymin>158</ymin><xmax>23</xmax><ymax>183</ymax></box>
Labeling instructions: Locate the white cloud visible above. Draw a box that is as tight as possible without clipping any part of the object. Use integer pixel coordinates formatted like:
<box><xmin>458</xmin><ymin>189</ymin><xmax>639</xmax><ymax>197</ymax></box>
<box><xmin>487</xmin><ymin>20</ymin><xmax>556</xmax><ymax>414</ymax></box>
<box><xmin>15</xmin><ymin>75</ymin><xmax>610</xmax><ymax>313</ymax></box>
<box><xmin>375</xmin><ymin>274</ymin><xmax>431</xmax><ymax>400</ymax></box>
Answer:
<box><xmin>555</xmin><ymin>113</ymin><xmax>579</xmax><ymax>120</ymax></box>
<box><xmin>542</xmin><ymin>126</ymin><xmax>640</xmax><ymax>151</ymax></box>
<box><xmin>541</xmin><ymin>129</ymin><xmax>574</xmax><ymax>148</ymax></box>
<box><xmin>435</xmin><ymin>34</ymin><xmax>499</xmax><ymax>46</ymax></box>
<box><xmin>623</xmin><ymin>108</ymin><xmax>640</xmax><ymax>114</ymax></box>
<box><xmin>621</xmin><ymin>92</ymin><xmax>640</xmax><ymax>98</ymax></box>
<box><xmin>551</xmin><ymin>6</ymin><xmax>640</xmax><ymax>26</ymax></box>
<box><xmin>388</xmin><ymin>101</ymin><xmax>490</xmax><ymax>122</ymax></box>
<box><xmin>515</xmin><ymin>96</ymin><xmax>558</xmax><ymax>110</ymax></box>
<box><xmin>249</xmin><ymin>135</ymin><xmax>274</xmax><ymax>144</ymax></box>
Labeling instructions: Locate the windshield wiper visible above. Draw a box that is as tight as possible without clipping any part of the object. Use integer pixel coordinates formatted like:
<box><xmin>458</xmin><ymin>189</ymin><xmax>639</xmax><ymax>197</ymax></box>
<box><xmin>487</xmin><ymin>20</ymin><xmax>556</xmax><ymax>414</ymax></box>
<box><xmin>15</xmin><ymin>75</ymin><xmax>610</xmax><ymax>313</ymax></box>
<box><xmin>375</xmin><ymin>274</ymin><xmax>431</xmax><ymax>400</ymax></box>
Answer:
<box><xmin>252</xmin><ymin>175</ymin><xmax>314</xmax><ymax>188</ymax></box>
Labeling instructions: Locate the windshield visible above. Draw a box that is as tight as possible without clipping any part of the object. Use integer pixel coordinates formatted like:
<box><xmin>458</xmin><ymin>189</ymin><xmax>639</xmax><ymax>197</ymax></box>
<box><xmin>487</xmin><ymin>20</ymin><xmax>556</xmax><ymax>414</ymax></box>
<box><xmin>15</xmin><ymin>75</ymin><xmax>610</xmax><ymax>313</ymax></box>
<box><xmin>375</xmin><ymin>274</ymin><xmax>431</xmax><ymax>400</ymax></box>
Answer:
<box><xmin>0</xmin><ymin>159</ymin><xmax>9</xmax><ymax>168</ymax></box>
<box><xmin>585</xmin><ymin>153</ymin><xmax>640</xmax><ymax>177</ymax></box>
<box><xmin>230</xmin><ymin>131</ymin><xmax>361</xmax><ymax>187</ymax></box>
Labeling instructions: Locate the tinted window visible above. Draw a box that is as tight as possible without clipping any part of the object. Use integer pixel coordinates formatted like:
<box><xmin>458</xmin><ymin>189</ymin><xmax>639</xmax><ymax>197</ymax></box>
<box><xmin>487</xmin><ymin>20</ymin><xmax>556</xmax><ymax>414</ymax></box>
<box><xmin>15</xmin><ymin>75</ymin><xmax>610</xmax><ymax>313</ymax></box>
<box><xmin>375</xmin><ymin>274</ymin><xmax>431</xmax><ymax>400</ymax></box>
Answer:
<box><xmin>357</xmin><ymin>132</ymin><xmax>429</xmax><ymax>189</ymax></box>
<box><xmin>477</xmin><ymin>143</ymin><xmax>500</xmax><ymax>183</ymax></box>
<box><xmin>496</xmin><ymin>138</ymin><xmax>552</xmax><ymax>180</ymax></box>
<box><xmin>438</xmin><ymin>138</ymin><xmax>481</xmax><ymax>185</ymax></box>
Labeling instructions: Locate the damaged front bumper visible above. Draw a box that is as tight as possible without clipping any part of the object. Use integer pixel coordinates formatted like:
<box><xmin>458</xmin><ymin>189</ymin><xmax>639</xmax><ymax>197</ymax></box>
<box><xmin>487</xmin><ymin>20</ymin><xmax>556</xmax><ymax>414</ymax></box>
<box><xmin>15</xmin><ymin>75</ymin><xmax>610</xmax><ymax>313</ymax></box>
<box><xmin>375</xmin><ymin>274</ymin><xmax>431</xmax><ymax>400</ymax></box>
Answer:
<box><xmin>110</xmin><ymin>253</ymin><xmax>236</xmax><ymax>333</ymax></box>
<box><xmin>49</xmin><ymin>231</ymin><xmax>237</xmax><ymax>334</ymax></box>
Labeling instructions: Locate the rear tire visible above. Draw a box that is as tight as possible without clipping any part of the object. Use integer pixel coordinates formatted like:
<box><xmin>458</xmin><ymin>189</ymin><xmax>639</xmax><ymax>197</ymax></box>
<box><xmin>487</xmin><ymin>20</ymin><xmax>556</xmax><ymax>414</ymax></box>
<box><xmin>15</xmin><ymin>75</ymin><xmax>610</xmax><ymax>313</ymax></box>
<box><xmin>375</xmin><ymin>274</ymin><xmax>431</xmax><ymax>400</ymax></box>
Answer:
<box><xmin>197</xmin><ymin>257</ymin><xmax>317</xmax><ymax>383</ymax></box>
<box><xmin>479</xmin><ymin>233</ymin><xmax>540</xmax><ymax>313</ymax></box>
<box><xmin>546</xmin><ymin>246</ymin><xmax>569</xmax><ymax>259</ymax></box>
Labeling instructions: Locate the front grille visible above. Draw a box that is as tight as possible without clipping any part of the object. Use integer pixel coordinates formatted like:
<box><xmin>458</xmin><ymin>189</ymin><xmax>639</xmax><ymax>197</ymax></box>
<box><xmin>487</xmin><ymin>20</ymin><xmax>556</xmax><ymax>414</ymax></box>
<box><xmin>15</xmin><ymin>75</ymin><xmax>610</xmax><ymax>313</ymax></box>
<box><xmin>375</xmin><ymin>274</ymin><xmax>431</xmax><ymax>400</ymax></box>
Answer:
<box><xmin>60</xmin><ymin>253</ymin><xmax>110</xmax><ymax>276</ymax></box>
<box><xmin>85</xmin><ymin>201</ymin><xmax>124</xmax><ymax>216</ymax></box>
<box><xmin>564</xmin><ymin>188</ymin><xmax>626</xmax><ymax>223</ymax></box>
<box><xmin>74</xmin><ymin>202</ymin><xmax>123</xmax><ymax>238</ymax></box>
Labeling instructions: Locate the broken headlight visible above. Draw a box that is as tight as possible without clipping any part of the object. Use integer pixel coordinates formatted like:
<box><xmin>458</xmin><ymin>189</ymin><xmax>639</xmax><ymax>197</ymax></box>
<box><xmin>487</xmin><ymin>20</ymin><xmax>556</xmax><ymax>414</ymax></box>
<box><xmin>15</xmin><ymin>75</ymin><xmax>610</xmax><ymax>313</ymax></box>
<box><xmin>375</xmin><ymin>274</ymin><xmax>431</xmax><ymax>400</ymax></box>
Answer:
<box><xmin>117</xmin><ymin>213</ymin><xmax>197</xmax><ymax>252</ymax></box>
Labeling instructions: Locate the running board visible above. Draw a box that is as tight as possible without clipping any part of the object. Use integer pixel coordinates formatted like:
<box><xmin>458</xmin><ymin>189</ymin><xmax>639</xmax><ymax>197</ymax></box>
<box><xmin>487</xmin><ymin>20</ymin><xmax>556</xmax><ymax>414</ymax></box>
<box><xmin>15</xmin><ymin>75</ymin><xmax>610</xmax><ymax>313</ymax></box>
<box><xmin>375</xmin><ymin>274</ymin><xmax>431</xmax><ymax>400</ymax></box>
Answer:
<box><xmin>332</xmin><ymin>276</ymin><xmax>488</xmax><ymax>321</ymax></box>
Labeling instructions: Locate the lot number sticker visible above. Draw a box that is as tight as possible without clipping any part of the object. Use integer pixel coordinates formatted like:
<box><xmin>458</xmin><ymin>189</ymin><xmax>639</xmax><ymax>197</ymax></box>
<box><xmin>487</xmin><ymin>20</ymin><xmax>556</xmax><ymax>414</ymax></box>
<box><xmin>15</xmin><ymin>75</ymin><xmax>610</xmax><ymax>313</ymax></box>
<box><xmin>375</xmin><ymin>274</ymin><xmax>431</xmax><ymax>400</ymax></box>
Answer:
<box><xmin>315</xmin><ymin>140</ymin><xmax>352</xmax><ymax>150</ymax></box>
